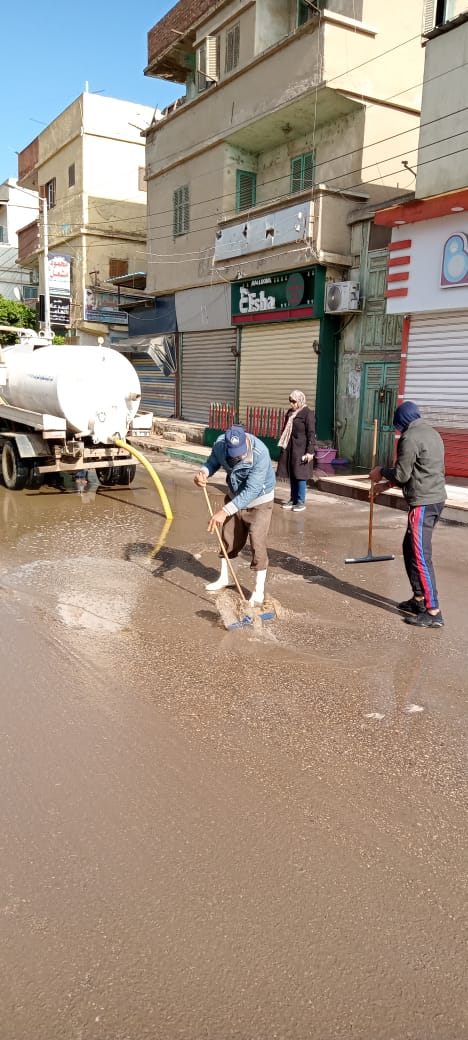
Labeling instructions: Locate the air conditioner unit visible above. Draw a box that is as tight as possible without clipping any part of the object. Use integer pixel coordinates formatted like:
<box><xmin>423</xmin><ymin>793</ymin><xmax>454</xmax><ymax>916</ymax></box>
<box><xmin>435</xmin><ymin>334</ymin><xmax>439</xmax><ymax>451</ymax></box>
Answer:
<box><xmin>325</xmin><ymin>281</ymin><xmax>361</xmax><ymax>314</ymax></box>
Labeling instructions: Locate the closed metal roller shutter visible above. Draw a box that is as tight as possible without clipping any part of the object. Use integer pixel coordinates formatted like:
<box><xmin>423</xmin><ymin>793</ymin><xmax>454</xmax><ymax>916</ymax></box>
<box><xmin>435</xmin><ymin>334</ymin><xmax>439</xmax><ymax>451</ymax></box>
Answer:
<box><xmin>181</xmin><ymin>330</ymin><xmax>237</xmax><ymax>423</ymax></box>
<box><xmin>406</xmin><ymin>311</ymin><xmax>468</xmax><ymax>426</ymax></box>
<box><xmin>132</xmin><ymin>353</ymin><xmax>176</xmax><ymax>418</ymax></box>
<box><xmin>239</xmin><ymin>320</ymin><xmax>320</xmax><ymax>420</ymax></box>
<box><xmin>406</xmin><ymin>311</ymin><xmax>468</xmax><ymax>477</ymax></box>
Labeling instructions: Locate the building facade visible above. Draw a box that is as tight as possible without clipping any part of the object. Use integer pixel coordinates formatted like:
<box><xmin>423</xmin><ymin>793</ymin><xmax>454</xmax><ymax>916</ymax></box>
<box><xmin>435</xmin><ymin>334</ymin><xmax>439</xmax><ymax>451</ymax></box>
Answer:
<box><xmin>16</xmin><ymin>93</ymin><xmax>154</xmax><ymax>344</ymax></box>
<box><xmin>144</xmin><ymin>0</ymin><xmax>425</xmax><ymax>439</ymax></box>
<box><xmin>0</xmin><ymin>180</ymin><xmax>39</xmax><ymax>304</ymax></box>
<box><xmin>375</xmin><ymin>10</ymin><xmax>468</xmax><ymax>478</ymax></box>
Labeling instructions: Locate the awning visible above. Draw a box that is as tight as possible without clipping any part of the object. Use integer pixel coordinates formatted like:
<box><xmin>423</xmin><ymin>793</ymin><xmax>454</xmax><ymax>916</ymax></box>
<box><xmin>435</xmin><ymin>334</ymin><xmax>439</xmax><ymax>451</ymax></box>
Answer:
<box><xmin>110</xmin><ymin>334</ymin><xmax>177</xmax><ymax>375</ymax></box>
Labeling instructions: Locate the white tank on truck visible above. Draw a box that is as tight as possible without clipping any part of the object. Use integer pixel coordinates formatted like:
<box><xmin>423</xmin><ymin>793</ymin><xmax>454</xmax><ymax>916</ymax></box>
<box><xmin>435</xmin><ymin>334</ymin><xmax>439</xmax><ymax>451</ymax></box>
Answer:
<box><xmin>2</xmin><ymin>340</ymin><xmax>141</xmax><ymax>444</ymax></box>
<box><xmin>0</xmin><ymin>328</ymin><xmax>153</xmax><ymax>491</ymax></box>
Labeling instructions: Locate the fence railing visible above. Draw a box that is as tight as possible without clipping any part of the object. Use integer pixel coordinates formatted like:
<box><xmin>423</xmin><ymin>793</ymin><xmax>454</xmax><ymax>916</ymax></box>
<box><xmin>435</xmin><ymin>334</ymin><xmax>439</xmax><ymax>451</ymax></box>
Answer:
<box><xmin>209</xmin><ymin>402</ymin><xmax>237</xmax><ymax>430</ymax></box>
<box><xmin>245</xmin><ymin>406</ymin><xmax>286</xmax><ymax>439</ymax></box>
<box><xmin>209</xmin><ymin>402</ymin><xmax>286</xmax><ymax>439</ymax></box>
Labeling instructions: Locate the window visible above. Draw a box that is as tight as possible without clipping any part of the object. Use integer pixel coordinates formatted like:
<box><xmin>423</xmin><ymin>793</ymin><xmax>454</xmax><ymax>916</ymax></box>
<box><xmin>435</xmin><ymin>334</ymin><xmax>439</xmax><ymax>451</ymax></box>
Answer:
<box><xmin>109</xmin><ymin>258</ymin><xmax>129</xmax><ymax>278</ymax></box>
<box><xmin>45</xmin><ymin>178</ymin><xmax>56</xmax><ymax>209</ymax></box>
<box><xmin>297</xmin><ymin>0</ymin><xmax>324</xmax><ymax>24</ymax></box>
<box><xmin>290</xmin><ymin>152</ymin><xmax>315</xmax><ymax>193</ymax></box>
<box><xmin>138</xmin><ymin>166</ymin><xmax>147</xmax><ymax>192</ymax></box>
<box><xmin>0</xmin><ymin>226</ymin><xmax>4</xmax><ymax>243</ymax></box>
<box><xmin>68</xmin><ymin>163</ymin><xmax>75</xmax><ymax>188</ymax></box>
<box><xmin>236</xmin><ymin>170</ymin><xmax>256</xmax><ymax>211</ymax></box>
<box><xmin>225</xmin><ymin>22</ymin><xmax>240</xmax><ymax>73</ymax></box>
<box><xmin>423</xmin><ymin>0</ymin><xmax>464</xmax><ymax>32</ymax></box>
<box><xmin>197</xmin><ymin>35</ymin><xmax>220</xmax><ymax>90</ymax></box>
<box><xmin>173</xmin><ymin>185</ymin><xmax>190</xmax><ymax>236</ymax></box>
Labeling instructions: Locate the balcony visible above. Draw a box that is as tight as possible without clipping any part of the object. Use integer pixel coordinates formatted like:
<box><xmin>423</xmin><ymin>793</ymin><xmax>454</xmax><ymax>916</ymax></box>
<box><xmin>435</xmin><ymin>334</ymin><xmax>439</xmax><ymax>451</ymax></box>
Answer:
<box><xmin>214</xmin><ymin>186</ymin><xmax>368</xmax><ymax>266</ymax></box>
<box><xmin>17</xmin><ymin>219</ymin><xmax>40</xmax><ymax>265</ymax></box>
<box><xmin>146</xmin><ymin>0</ymin><xmax>215</xmax><ymax>82</ymax></box>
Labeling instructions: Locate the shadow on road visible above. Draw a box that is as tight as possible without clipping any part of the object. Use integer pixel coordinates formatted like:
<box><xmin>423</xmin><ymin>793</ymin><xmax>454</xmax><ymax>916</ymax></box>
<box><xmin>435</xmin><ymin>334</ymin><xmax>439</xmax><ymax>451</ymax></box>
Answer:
<box><xmin>124</xmin><ymin>542</ymin><xmax>399</xmax><ymax>617</ymax></box>
<box><xmin>268</xmin><ymin>548</ymin><xmax>399</xmax><ymax>615</ymax></box>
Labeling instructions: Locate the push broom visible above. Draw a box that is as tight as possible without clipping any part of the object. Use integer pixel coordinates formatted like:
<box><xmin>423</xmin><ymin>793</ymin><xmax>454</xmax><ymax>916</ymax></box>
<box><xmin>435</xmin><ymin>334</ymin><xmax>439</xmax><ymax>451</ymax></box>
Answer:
<box><xmin>202</xmin><ymin>485</ymin><xmax>275</xmax><ymax>629</ymax></box>
<box><xmin>345</xmin><ymin>419</ymin><xmax>395</xmax><ymax>565</ymax></box>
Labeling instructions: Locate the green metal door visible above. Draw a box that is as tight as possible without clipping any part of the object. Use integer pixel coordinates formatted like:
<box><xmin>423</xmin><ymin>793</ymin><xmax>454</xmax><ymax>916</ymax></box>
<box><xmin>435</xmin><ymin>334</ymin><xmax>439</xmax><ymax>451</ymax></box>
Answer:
<box><xmin>358</xmin><ymin>362</ymin><xmax>400</xmax><ymax>468</ymax></box>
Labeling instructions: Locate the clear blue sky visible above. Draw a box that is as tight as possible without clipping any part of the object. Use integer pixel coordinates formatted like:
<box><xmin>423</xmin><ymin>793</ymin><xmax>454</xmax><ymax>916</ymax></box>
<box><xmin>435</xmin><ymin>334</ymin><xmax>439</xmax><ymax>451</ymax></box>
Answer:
<box><xmin>0</xmin><ymin>1</ymin><xmax>180</xmax><ymax>184</ymax></box>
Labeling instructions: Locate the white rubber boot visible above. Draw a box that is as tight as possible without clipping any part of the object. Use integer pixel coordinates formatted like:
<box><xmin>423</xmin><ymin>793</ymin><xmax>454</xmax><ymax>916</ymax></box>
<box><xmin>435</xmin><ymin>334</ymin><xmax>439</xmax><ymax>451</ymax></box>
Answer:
<box><xmin>205</xmin><ymin>557</ymin><xmax>235</xmax><ymax>592</ymax></box>
<box><xmin>249</xmin><ymin>569</ymin><xmax>267</xmax><ymax>606</ymax></box>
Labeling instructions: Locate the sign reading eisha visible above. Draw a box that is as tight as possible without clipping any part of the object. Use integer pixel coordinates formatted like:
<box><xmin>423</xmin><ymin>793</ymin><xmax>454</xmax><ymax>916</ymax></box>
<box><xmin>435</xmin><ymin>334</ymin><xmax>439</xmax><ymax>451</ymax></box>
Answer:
<box><xmin>231</xmin><ymin>267</ymin><xmax>317</xmax><ymax>324</ymax></box>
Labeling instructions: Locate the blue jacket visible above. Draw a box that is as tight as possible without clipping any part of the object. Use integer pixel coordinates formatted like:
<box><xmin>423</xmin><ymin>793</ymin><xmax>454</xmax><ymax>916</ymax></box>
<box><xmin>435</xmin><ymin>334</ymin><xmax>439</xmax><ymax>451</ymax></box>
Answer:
<box><xmin>202</xmin><ymin>433</ymin><xmax>275</xmax><ymax>514</ymax></box>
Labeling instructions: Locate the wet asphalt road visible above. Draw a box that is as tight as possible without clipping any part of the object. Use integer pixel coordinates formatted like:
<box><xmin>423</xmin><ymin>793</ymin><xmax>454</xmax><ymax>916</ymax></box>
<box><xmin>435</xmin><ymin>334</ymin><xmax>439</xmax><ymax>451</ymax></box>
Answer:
<box><xmin>0</xmin><ymin>458</ymin><xmax>467</xmax><ymax>1040</ymax></box>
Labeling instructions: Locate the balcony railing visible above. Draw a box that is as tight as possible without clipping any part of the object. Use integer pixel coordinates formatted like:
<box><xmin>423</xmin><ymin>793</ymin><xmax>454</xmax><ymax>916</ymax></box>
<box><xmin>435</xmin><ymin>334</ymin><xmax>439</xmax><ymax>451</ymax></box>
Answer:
<box><xmin>215</xmin><ymin>190</ymin><xmax>314</xmax><ymax>262</ymax></box>
<box><xmin>214</xmin><ymin>185</ymin><xmax>365</xmax><ymax>265</ymax></box>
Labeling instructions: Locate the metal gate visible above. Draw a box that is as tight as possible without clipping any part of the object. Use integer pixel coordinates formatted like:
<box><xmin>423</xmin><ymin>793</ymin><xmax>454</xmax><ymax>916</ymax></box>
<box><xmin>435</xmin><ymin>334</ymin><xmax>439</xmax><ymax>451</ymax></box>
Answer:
<box><xmin>405</xmin><ymin>311</ymin><xmax>468</xmax><ymax>477</ymax></box>
<box><xmin>405</xmin><ymin>311</ymin><xmax>468</xmax><ymax>427</ymax></box>
<box><xmin>358</xmin><ymin>362</ymin><xmax>400</xmax><ymax>467</ymax></box>
<box><xmin>180</xmin><ymin>330</ymin><xmax>237</xmax><ymax>424</ymax></box>
<box><xmin>132</xmin><ymin>351</ymin><xmax>176</xmax><ymax>419</ymax></box>
<box><xmin>239</xmin><ymin>320</ymin><xmax>320</xmax><ymax>420</ymax></box>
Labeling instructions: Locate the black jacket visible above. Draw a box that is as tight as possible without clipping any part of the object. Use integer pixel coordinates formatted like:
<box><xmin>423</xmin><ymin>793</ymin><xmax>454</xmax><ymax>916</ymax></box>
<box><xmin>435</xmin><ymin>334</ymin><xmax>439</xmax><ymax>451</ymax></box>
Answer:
<box><xmin>382</xmin><ymin>418</ymin><xmax>446</xmax><ymax>507</ymax></box>
<box><xmin>277</xmin><ymin>407</ymin><xmax>316</xmax><ymax>481</ymax></box>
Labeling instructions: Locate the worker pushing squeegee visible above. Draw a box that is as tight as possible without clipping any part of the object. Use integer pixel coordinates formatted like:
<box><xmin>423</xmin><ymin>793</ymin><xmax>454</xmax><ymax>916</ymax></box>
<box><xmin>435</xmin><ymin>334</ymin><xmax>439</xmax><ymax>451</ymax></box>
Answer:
<box><xmin>194</xmin><ymin>425</ymin><xmax>275</xmax><ymax>607</ymax></box>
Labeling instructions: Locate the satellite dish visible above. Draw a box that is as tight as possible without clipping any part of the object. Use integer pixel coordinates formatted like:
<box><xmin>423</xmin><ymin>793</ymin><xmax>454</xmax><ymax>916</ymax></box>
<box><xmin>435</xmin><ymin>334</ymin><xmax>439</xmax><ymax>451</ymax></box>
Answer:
<box><xmin>13</xmin><ymin>287</ymin><xmax>22</xmax><ymax>301</ymax></box>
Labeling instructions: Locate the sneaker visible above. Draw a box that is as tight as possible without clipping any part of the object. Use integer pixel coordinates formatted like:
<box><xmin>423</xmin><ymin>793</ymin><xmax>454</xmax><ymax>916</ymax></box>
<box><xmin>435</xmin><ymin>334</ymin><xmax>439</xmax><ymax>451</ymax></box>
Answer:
<box><xmin>292</xmin><ymin>503</ymin><xmax>306</xmax><ymax>512</ymax></box>
<box><xmin>404</xmin><ymin>610</ymin><xmax>444</xmax><ymax>628</ymax></box>
<box><xmin>398</xmin><ymin>596</ymin><xmax>425</xmax><ymax>615</ymax></box>
<box><xmin>282</xmin><ymin>500</ymin><xmax>295</xmax><ymax>510</ymax></box>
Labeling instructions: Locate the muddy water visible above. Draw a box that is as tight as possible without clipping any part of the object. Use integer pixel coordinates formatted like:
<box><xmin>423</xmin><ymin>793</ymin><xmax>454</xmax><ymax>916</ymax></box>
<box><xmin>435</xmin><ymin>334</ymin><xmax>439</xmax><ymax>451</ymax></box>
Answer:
<box><xmin>0</xmin><ymin>460</ymin><xmax>467</xmax><ymax>1040</ymax></box>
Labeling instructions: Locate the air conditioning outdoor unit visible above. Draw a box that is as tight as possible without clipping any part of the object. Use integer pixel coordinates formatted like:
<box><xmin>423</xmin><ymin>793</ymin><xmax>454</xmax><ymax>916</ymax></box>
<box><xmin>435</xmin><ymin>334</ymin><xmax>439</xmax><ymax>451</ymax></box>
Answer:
<box><xmin>325</xmin><ymin>281</ymin><xmax>361</xmax><ymax>314</ymax></box>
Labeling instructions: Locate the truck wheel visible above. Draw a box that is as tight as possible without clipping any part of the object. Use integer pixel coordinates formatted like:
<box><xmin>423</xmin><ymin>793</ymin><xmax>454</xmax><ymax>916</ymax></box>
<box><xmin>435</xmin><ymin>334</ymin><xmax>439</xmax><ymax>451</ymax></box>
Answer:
<box><xmin>1</xmin><ymin>441</ymin><xmax>30</xmax><ymax>491</ymax></box>
<box><xmin>118</xmin><ymin>464</ymin><xmax>136</xmax><ymax>485</ymax></box>
<box><xmin>96</xmin><ymin>466</ymin><xmax>121</xmax><ymax>486</ymax></box>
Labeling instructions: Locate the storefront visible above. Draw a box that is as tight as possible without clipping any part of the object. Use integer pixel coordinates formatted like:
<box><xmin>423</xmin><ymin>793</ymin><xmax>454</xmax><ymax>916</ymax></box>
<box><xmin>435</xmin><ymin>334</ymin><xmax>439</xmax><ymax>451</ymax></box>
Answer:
<box><xmin>376</xmin><ymin>191</ymin><xmax>468</xmax><ymax>476</ymax></box>
<box><xmin>176</xmin><ymin>285</ymin><xmax>237</xmax><ymax>424</ymax></box>
<box><xmin>231</xmin><ymin>265</ymin><xmax>334</xmax><ymax>440</ymax></box>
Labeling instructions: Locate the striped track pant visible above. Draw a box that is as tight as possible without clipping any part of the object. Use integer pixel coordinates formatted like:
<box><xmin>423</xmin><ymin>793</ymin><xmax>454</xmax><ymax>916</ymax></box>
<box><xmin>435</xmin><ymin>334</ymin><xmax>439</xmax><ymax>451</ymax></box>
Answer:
<box><xmin>403</xmin><ymin>502</ymin><xmax>444</xmax><ymax>610</ymax></box>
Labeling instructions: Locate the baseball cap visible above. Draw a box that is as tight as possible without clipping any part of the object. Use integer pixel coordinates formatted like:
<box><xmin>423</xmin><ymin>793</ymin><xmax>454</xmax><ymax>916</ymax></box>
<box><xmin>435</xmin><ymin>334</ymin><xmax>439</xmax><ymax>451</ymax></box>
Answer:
<box><xmin>224</xmin><ymin>425</ymin><xmax>248</xmax><ymax>458</ymax></box>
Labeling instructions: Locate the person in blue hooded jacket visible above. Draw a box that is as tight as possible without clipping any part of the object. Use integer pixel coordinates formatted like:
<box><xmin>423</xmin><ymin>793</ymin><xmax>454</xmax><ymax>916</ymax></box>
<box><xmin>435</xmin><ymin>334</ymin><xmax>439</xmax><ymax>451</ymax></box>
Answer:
<box><xmin>194</xmin><ymin>425</ymin><xmax>275</xmax><ymax>606</ymax></box>
<box><xmin>370</xmin><ymin>401</ymin><xmax>446</xmax><ymax>628</ymax></box>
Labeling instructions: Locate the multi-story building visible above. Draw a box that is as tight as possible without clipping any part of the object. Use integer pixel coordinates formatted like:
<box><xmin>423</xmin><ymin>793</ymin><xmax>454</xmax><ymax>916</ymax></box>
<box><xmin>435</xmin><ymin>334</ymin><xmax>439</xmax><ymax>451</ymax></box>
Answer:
<box><xmin>16</xmin><ymin>93</ymin><xmax>154</xmax><ymax>343</ymax></box>
<box><xmin>143</xmin><ymin>0</ymin><xmax>425</xmax><ymax>440</ymax></box>
<box><xmin>0</xmin><ymin>179</ymin><xmax>39</xmax><ymax>303</ymax></box>
<box><xmin>374</xmin><ymin>1</ymin><xmax>468</xmax><ymax>478</ymax></box>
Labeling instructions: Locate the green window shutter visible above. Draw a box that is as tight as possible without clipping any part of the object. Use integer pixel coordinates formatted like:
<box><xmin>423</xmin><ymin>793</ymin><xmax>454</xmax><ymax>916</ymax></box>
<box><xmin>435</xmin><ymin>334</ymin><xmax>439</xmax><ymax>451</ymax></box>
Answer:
<box><xmin>290</xmin><ymin>156</ymin><xmax>303</xmax><ymax>193</ymax></box>
<box><xmin>290</xmin><ymin>152</ymin><xmax>315</xmax><ymax>192</ymax></box>
<box><xmin>173</xmin><ymin>185</ymin><xmax>190</xmax><ymax>236</ymax></box>
<box><xmin>303</xmin><ymin>151</ymin><xmax>315</xmax><ymax>189</ymax></box>
<box><xmin>236</xmin><ymin>170</ymin><xmax>256</xmax><ymax>211</ymax></box>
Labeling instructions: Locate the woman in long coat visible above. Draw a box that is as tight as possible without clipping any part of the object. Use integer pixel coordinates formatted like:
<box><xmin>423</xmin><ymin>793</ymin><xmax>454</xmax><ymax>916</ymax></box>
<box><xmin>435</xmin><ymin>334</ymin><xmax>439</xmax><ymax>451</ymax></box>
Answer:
<box><xmin>277</xmin><ymin>390</ymin><xmax>316</xmax><ymax>511</ymax></box>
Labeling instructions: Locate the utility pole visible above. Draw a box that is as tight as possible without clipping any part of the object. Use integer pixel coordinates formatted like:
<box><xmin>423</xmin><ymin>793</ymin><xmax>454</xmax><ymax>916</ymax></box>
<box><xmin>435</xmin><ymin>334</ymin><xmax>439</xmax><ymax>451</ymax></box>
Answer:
<box><xmin>39</xmin><ymin>196</ymin><xmax>51</xmax><ymax>336</ymax></box>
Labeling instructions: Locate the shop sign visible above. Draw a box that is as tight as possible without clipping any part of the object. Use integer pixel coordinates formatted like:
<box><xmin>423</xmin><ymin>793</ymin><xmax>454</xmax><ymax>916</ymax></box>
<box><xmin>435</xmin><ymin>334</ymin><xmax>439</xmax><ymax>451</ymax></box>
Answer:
<box><xmin>231</xmin><ymin>267</ymin><xmax>318</xmax><ymax>324</ymax></box>
<box><xmin>48</xmin><ymin>254</ymin><xmax>71</xmax><ymax>296</ymax></box>
<box><xmin>441</xmin><ymin>232</ymin><xmax>468</xmax><ymax>287</ymax></box>
<box><xmin>84</xmin><ymin>288</ymin><xmax>141</xmax><ymax>326</ymax></box>
<box><xmin>50</xmin><ymin>295</ymin><xmax>71</xmax><ymax>327</ymax></box>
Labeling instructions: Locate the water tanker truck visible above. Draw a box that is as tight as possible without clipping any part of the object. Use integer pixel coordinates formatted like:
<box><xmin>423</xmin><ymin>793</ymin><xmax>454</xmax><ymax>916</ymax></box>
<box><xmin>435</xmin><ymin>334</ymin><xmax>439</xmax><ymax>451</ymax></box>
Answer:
<box><xmin>0</xmin><ymin>328</ymin><xmax>153</xmax><ymax>490</ymax></box>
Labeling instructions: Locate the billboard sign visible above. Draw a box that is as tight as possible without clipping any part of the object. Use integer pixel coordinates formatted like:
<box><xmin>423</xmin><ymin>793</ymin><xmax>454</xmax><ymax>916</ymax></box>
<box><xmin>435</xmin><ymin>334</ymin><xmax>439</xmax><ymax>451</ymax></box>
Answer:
<box><xmin>48</xmin><ymin>254</ymin><xmax>71</xmax><ymax>296</ymax></box>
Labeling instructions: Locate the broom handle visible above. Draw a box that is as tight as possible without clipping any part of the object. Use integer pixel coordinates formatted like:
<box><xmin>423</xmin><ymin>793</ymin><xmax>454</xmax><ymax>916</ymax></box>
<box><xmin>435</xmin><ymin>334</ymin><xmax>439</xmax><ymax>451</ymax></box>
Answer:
<box><xmin>202</xmin><ymin>485</ymin><xmax>247</xmax><ymax>602</ymax></box>
<box><xmin>368</xmin><ymin>418</ymin><xmax>378</xmax><ymax>554</ymax></box>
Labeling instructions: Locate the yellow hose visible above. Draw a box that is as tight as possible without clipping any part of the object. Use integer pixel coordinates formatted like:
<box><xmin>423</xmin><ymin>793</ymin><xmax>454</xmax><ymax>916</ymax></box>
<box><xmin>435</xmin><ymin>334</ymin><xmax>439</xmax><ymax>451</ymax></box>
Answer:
<box><xmin>150</xmin><ymin>517</ymin><xmax>173</xmax><ymax>558</ymax></box>
<box><xmin>114</xmin><ymin>438</ymin><xmax>174</xmax><ymax>520</ymax></box>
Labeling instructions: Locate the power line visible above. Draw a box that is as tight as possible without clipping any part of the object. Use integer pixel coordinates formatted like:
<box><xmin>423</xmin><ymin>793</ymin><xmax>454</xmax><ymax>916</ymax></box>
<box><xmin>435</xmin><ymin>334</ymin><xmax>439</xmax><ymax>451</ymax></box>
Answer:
<box><xmin>40</xmin><ymin>88</ymin><xmax>468</xmax><ymax>244</ymax></box>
